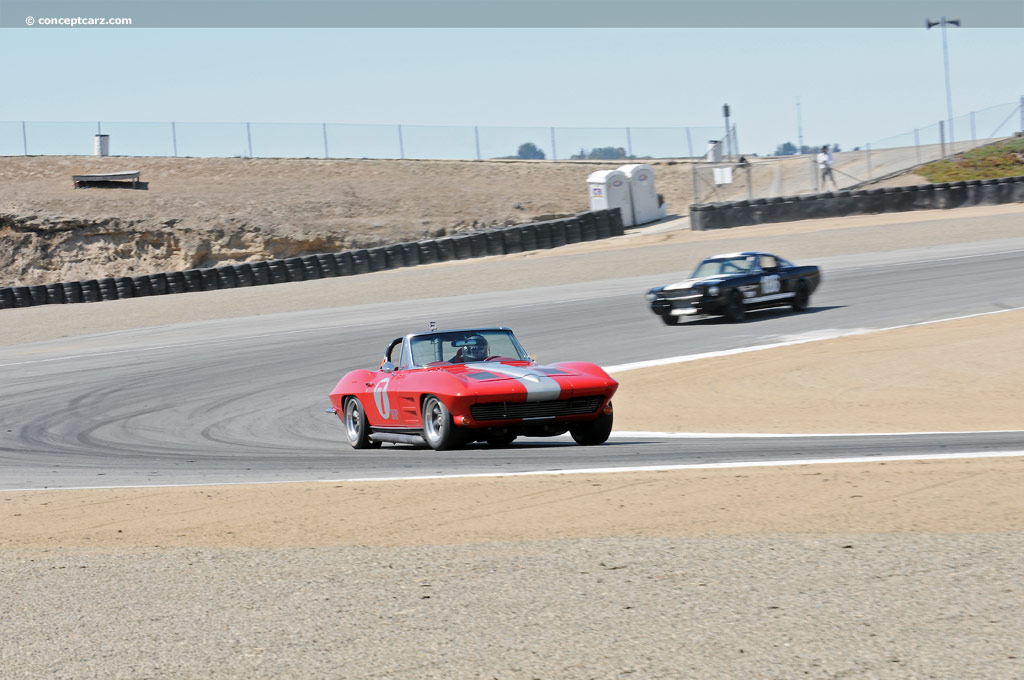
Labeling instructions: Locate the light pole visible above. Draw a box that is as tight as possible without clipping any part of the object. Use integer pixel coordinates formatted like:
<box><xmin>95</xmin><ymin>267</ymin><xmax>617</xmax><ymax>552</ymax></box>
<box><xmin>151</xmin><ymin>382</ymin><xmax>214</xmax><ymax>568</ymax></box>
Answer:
<box><xmin>926</xmin><ymin>16</ymin><xmax>960</xmax><ymax>152</ymax></box>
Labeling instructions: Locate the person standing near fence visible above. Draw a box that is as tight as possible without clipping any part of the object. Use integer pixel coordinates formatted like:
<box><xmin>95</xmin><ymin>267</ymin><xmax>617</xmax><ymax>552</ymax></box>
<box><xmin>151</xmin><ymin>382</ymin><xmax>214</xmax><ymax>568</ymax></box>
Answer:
<box><xmin>817</xmin><ymin>145</ymin><xmax>838</xmax><ymax>190</ymax></box>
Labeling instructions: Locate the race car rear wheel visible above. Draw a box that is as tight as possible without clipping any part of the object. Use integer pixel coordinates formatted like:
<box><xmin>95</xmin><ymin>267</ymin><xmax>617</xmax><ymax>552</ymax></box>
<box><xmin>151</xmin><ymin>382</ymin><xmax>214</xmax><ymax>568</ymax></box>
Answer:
<box><xmin>344</xmin><ymin>397</ymin><xmax>380</xmax><ymax>449</ymax></box>
<box><xmin>724</xmin><ymin>291</ymin><xmax>746</xmax><ymax>322</ymax></box>
<box><xmin>422</xmin><ymin>395</ymin><xmax>459</xmax><ymax>451</ymax></box>
<box><xmin>791</xmin><ymin>281</ymin><xmax>810</xmax><ymax>312</ymax></box>
<box><xmin>660</xmin><ymin>314</ymin><xmax>680</xmax><ymax>326</ymax></box>
<box><xmin>570</xmin><ymin>408</ymin><xmax>613</xmax><ymax>446</ymax></box>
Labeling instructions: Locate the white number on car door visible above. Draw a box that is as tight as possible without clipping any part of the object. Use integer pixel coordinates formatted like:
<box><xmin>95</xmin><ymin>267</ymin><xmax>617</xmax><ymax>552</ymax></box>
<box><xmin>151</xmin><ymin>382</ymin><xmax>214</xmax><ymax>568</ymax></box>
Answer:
<box><xmin>760</xmin><ymin>274</ymin><xmax>780</xmax><ymax>295</ymax></box>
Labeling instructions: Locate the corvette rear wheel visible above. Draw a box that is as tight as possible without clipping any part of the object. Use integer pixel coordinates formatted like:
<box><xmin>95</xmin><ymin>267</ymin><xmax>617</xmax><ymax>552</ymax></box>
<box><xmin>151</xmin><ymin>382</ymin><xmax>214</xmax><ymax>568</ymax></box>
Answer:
<box><xmin>724</xmin><ymin>291</ymin><xmax>745</xmax><ymax>322</ymax></box>
<box><xmin>422</xmin><ymin>395</ymin><xmax>459</xmax><ymax>451</ymax></box>
<box><xmin>570</xmin><ymin>407</ymin><xmax>613</xmax><ymax>446</ymax></box>
<box><xmin>344</xmin><ymin>397</ymin><xmax>380</xmax><ymax>449</ymax></box>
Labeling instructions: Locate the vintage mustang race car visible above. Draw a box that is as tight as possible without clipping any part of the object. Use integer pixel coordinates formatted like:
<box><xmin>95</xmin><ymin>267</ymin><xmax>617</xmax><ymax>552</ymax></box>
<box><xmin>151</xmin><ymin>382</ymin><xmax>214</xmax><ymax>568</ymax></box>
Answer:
<box><xmin>328</xmin><ymin>327</ymin><xmax>618</xmax><ymax>450</ymax></box>
<box><xmin>646</xmin><ymin>251</ymin><xmax>821</xmax><ymax>324</ymax></box>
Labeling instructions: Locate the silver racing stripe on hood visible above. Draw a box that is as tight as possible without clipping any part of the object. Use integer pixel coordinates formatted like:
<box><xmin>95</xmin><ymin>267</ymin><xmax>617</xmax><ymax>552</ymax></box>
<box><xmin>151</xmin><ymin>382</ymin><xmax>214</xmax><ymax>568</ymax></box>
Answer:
<box><xmin>464</xmin><ymin>363</ymin><xmax>563</xmax><ymax>402</ymax></box>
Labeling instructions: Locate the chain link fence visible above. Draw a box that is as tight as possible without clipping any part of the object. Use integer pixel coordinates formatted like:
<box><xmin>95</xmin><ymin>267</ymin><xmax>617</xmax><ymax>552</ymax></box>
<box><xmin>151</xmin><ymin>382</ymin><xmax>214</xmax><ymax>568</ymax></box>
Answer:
<box><xmin>691</xmin><ymin>98</ymin><xmax>1023</xmax><ymax>203</ymax></box>
<box><xmin>0</xmin><ymin>121</ymin><xmax>728</xmax><ymax>162</ymax></box>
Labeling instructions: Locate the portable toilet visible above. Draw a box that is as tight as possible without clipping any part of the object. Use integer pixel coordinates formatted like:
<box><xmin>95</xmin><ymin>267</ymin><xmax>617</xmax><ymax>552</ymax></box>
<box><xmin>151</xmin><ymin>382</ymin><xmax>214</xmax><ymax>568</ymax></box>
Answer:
<box><xmin>619</xmin><ymin>163</ymin><xmax>666</xmax><ymax>225</ymax></box>
<box><xmin>587</xmin><ymin>169</ymin><xmax>634</xmax><ymax>227</ymax></box>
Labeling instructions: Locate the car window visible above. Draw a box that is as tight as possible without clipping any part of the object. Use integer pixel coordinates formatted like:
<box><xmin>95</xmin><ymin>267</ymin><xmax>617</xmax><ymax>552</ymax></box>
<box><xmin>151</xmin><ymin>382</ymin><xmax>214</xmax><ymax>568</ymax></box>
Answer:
<box><xmin>409</xmin><ymin>330</ymin><xmax>530</xmax><ymax>366</ymax></box>
<box><xmin>761</xmin><ymin>255</ymin><xmax>779</xmax><ymax>270</ymax></box>
<box><xmin>694</xmin><ymin>257</ymin><xmax>752</xmax><ymax>278</ymax></box>
<box><xmin>398</xmin><ymin>340</ymin><xmax>414</xmax><ymax>369</ymax></box>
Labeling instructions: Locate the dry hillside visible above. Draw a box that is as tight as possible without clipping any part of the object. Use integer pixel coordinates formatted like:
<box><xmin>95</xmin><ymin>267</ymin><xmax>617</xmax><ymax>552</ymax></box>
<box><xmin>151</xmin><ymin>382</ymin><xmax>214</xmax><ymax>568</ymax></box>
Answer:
<box><xmin>0</xmin><ymin>155</ymin><xmax>701</xmax><ymax>286</ymax></box>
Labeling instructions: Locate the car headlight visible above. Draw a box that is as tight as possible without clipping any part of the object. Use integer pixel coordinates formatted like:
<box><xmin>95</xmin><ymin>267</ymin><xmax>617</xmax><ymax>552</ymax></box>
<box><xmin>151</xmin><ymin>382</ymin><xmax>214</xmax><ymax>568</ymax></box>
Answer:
<box><xmin>646</xmin><ymin>292</ymin><xmax>657</xmax><ymax>302</ymax></box>
<box><xmin>707</xmin><ymin>286</ymin><xmax>719</xmax><ymax>296</ymax></box>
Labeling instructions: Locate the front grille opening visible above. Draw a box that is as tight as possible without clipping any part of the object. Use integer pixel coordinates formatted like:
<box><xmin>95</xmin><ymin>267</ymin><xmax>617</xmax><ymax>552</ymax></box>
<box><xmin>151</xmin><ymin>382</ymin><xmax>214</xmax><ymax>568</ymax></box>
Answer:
<box><xmin>471</xmin><ymin>397</ymin><xmax>603</xmax><ymax>421</ymax></box>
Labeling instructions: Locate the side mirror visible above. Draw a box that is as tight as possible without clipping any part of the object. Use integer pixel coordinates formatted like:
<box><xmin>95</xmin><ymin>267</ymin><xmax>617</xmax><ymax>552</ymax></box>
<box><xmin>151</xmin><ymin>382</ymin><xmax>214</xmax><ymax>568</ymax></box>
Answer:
<box><xmin>381</xmin><ymin>361</ymin><xmax>396</xmax><ymax>374</ymax></box>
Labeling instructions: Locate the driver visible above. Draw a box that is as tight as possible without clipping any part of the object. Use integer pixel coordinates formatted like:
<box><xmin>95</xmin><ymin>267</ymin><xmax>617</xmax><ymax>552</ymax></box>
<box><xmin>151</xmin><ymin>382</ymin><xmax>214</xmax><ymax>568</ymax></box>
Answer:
<box><xmin>461</xmin><ymin>334</ymin><xmax>489</xmax><ymax>362</ymax></box>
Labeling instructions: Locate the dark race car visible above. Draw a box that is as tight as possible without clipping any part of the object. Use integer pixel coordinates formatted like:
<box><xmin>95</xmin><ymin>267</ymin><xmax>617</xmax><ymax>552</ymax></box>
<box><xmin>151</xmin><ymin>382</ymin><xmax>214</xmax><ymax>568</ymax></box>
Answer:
<box><xmin>327</xmin><ymin>327</ymin><xmax>618</xmax><ymax>450</ymax></box>
<box><xmin>646</xmin><ymin>251</ymin><xmax>821</xmax><ymax>324</ymax></box>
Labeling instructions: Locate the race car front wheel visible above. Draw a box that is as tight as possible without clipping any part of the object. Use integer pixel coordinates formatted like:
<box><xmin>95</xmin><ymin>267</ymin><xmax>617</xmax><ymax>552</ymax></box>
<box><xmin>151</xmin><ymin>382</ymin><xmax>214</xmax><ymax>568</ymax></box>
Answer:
<box><xmin>570</xmin><ymin>407</ymin><xmax>614</xmax><ymax>446</ymax></box>
<box><xmin>423</xmin><ymin>395</ymin><xmax>459</xmax><ymax>451</ymax></box>
<box><xmin>344</xmin><ymin>397</ymin><xmax>380</xmax><ymax>449</ymax></box>
<box><xmin>724</xmin><ymin>291</ymin><xmax>746</xmax><ymax>322</ymax></box>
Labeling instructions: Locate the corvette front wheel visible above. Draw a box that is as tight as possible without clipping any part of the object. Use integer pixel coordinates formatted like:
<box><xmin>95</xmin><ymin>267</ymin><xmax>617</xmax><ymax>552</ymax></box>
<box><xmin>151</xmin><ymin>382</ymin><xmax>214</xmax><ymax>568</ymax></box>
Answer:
<box><xmin>344</xmin><ymin>397</ymin><xmax>380</xmax><ymax>449</ymax></box>
<box><xmin>570</xmin><ymin>407</ymin><xmax>613</xmax><ymax>446</ymax></box>
<box><xmin>422</xmin><ymin>395</ymin><xmax>459</xmax><ymax>451</ymax></box>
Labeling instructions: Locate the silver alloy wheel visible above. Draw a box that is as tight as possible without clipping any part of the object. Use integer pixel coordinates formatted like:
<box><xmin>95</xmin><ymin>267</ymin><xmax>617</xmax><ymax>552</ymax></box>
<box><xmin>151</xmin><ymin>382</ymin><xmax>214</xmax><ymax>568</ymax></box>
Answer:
<box><xmin>344</xmin><ymin>399</ymin><xmax>362</xmax><ymax>444</ymax></box>
<box><xmin>423</xmin><ymin>397</ymin><xmax>445</xmax><ymax>445</ymax></box>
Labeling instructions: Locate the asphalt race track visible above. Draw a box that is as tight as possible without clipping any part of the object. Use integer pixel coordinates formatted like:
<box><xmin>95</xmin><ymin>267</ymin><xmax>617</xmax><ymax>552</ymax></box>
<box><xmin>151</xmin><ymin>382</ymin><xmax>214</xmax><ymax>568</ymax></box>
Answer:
<box><xmin>2</xmin><ymin>239</ymin><xmax>1023</xmax><ymax>490</ymax></box>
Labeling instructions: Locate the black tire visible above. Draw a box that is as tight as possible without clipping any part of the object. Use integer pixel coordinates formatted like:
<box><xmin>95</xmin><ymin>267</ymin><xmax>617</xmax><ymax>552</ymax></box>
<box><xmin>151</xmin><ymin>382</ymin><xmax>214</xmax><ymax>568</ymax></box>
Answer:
<box><xmin>661</xmin><ymin>314</ymin><xmax>680</xmax><ymax>326</ymax></box>
<box><xmin>422</xmin><ymin>395</ymin><xmax>461</xmax><ymax>451</ymax></box>
<box><xmin>570</xmin><ymin>408</ymin><xmax>613</xmax><ymax>446</ymax></box>
<box><xmin>234</xmin><ymin>263</ymin><xmax>255</xmax><ymax>287</ymax></box>
<box><xmin>724</xmin><ymin>291</ymin><xmax>746</xmax><ymax>322</ymax></box>
<box><xmin>791</xmin><ymin>281</ymin><xmax>810</xmax><ymax>312</ymax></box>
<box><xmin>45</xmin><ymin>283</ymin><xmax>66</xmax><ymax>305</ymax></box>
<box><xmin>343</xmin><ymin>397</ymin><xmax>380</xmax><ymax>449</ymax></box>
<box><xmin>485</xmin><ymin>431</ymin><xmax>517</xmax><ymax>447</ymax></box>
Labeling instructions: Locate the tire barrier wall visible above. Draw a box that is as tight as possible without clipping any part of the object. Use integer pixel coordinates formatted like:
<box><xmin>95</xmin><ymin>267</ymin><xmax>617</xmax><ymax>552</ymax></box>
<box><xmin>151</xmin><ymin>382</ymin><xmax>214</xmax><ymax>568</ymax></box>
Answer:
<box><xmin>689</xmin><ymin>175</ymin><xmax>1024</xmax><ymax>231</ymax></box>
<box><xmin>0</xmin><ymin>208</ymin><xmax>625</xmax><ymax>310</ymax></box>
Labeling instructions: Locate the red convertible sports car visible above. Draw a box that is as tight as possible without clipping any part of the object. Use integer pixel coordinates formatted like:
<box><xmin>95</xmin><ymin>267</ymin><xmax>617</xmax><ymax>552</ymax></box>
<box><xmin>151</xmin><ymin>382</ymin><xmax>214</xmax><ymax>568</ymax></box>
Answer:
<box><xmin>328</xmin><ymin>327</ymin><xmax>618</xmax><ymax>450</ymax></box>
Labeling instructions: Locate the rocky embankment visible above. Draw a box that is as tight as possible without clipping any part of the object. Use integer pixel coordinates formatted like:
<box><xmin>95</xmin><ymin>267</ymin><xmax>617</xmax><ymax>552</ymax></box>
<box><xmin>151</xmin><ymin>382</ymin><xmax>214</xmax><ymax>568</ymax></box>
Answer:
<box><xmin>0</xmin><ymin>156</ymin><xmax>700</xmax><ymax>286</ymax></box>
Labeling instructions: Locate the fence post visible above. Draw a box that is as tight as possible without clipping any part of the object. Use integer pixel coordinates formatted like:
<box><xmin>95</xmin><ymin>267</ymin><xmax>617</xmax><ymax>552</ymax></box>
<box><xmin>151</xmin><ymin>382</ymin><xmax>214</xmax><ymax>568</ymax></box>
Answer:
<box><xmin>685</xmin><ymin>127</ymin><xmax>694</xmax><ymax>158</ymax></box>
<box><xmin>1020</xmin><ymin>95</ymin><xmax>1023</xmax><ymax>132</ymax></box>
<box><xmin>322</xmin><ymin>123</ymin><xmax>329</xmax><ymax>159</ymax></box>
<box><xmin>22</xmin><ymin>121</ymin><xmax>27</xmax><ymax>155</ymax></box>
<box><xmin>549</xmin><ymin>127</ymin><xmax>557</xmax><ymax>161</ymax></box>
<box><xmin>970</xmin><ymin>111</ymin><xmax>976</xmax><ymax>141</ymax></box>
<box><xmin>732</xmin><ymin>124</ymin><xmax>739</xmax><ymax>157</ymax></box>
<box><xmin>626</xmin><ymin>127</ymin><xmax>632</xmax><ymax>158</ymax></box>
<box><xmin>914</xmin><ymin>128</ymin><xmax>920</xmax><ymax>165</ymax></box>
<box><xmin>474</xmin><ymin>126</ymin><xmax>481</xmax><ymax>160</ymax></box>
<box><xmin>691</xmin><ymin>161</ymin><xmax>699</xmax><ymax>204</ymax></box>
<box><xmin>397</xmin><ymin>124</ymin><xmax>405</xmax><ymax>159</ymax></box>
<box><xmin>171</xmin><ymin>122</ymin><xmax>178</xmax><ymax>157</ymax></box>
<box><xmin>811</xmin><ymin>155</ymin><xmax>818</xmax><ymax>191</ymax></box>
<box><xmin>939</xmin><ymin>120</ymin><xmax>946</xmax><ymax>158</ymax></box>
<box><xmin>866</xmin><ymin>143</ymin><xmax>872</xmax><ymax>179</ymax></box>
<box><xmin>246</xmin><ymin>122</ymin><xmax>253</xmax><ymax>158</ymax></box>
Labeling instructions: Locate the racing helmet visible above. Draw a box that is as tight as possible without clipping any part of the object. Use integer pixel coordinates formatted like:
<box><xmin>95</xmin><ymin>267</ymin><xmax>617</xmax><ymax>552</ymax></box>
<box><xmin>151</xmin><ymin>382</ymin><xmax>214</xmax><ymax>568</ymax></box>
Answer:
<box><xmin>462</xmin><ymin>334</ymin><xmax>489</xmax><ymax>361</ymax></box>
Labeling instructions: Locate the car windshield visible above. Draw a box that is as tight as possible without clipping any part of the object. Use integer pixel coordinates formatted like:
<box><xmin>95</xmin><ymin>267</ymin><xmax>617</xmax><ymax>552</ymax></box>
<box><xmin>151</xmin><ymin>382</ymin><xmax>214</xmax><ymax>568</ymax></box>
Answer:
<box><xmin>408</xmin><ymin>329</ymin><xmax>531</xmax><ymax>366</ymax></box>
<box><xmin>692</xmin><ymin>256</ymin><xmax>755</xmax><ymax>278</ymax></box>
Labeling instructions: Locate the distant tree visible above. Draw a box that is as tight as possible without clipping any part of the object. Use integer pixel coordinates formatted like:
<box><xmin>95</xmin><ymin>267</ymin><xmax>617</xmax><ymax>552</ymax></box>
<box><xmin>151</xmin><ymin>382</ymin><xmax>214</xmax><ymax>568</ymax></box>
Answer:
<box><xmin>516</xmin><ymin>142</ymin><xmax>546</xmax><ymax>160</ymax></box>
<box><xmin>774</xmin><ymin>142</ymin><xmax>843</xmax><ymax>156</ymax></box>
<box><xmin>775</xmin><ymin>141</ymin><xmax>798</xmax><ymax>156</ymax></box>
<box><xmin>570</xmin><ymin>146</ymin><xmax>631</xmax><ymax>161</ymax></box>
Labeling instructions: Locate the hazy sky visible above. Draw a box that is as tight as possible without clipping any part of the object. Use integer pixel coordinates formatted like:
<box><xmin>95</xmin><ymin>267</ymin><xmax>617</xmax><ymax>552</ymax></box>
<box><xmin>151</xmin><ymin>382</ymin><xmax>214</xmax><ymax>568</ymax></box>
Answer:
<box><xmin>2</xmin><ymin>27</ymin><xmax>1021</xmax><ymax>155</ymax></box>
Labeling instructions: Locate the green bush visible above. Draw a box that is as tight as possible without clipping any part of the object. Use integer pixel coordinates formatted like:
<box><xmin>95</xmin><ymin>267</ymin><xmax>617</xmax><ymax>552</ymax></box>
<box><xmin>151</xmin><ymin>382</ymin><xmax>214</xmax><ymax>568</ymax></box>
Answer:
<box><xmin>919</xmin><ymin>137</ymin><xmax>1024</xmax><ymax>182</ymax></box>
